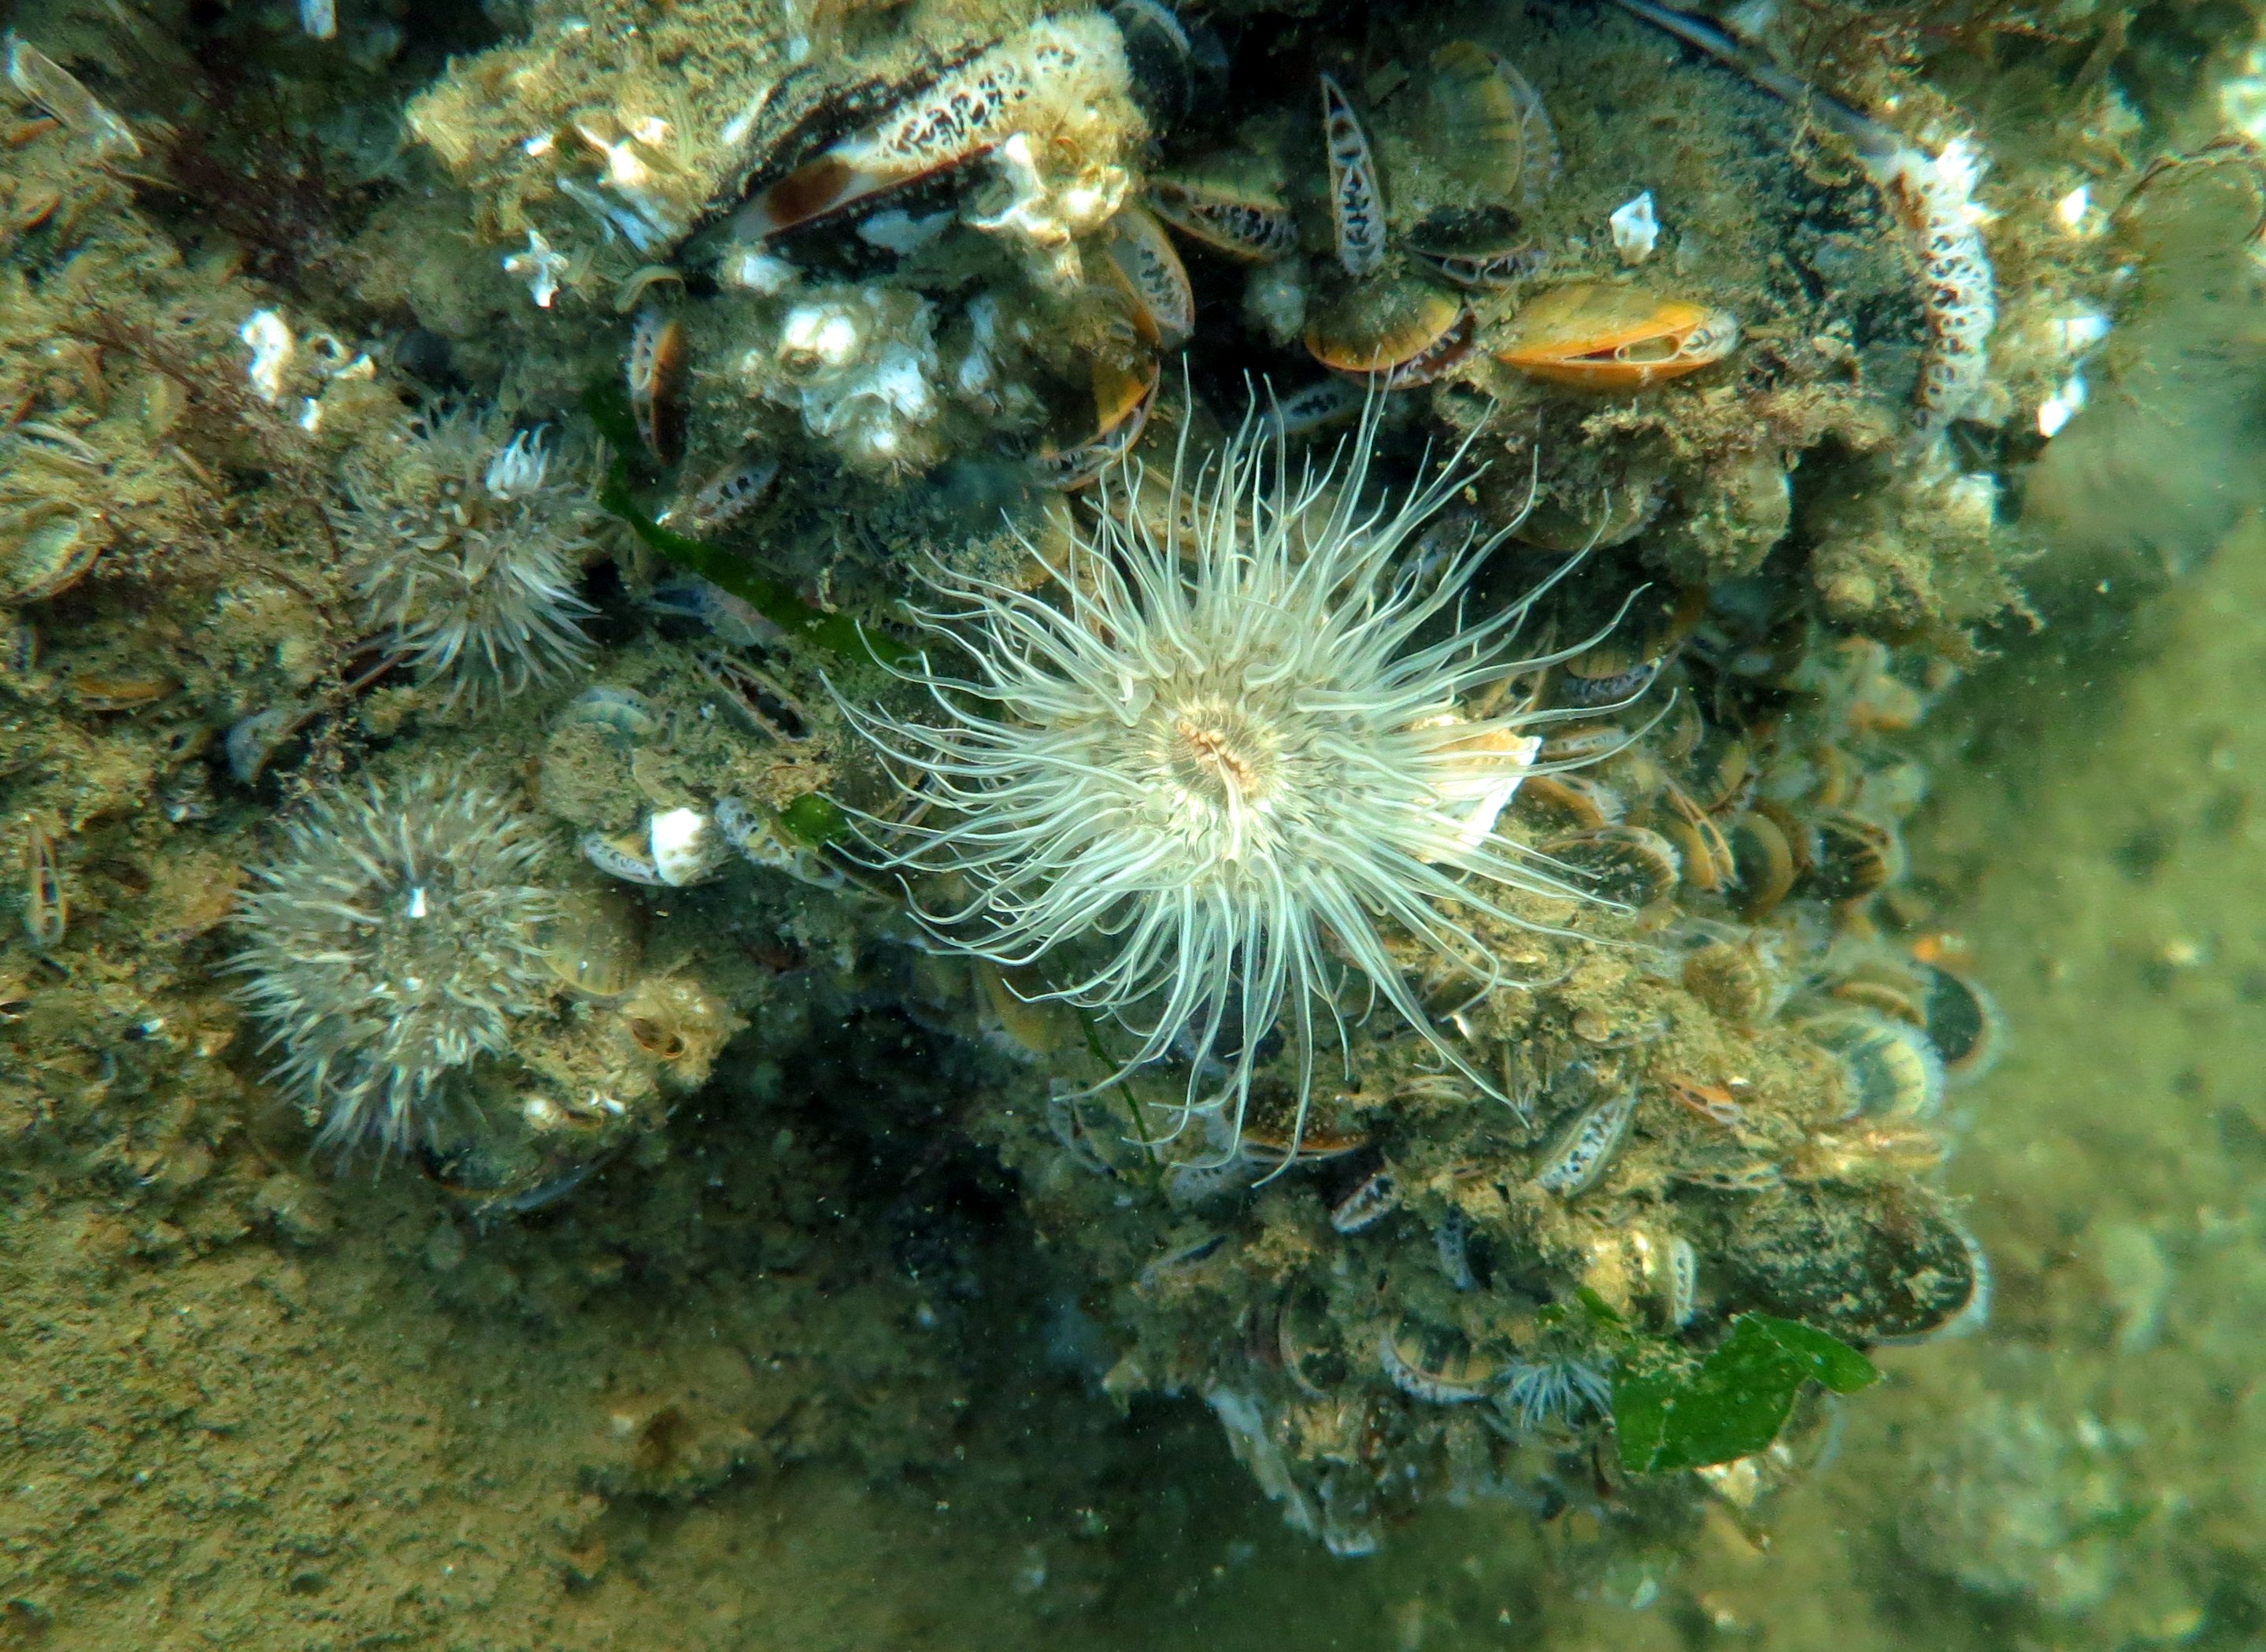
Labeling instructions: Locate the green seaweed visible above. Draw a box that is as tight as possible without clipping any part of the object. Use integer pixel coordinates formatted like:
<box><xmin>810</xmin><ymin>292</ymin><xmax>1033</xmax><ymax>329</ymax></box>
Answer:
<box><xmin>580</xmin><ymin>382</ymin><xmax>910</xmax><ymax>669</ymax></box>
<box><xmin>777</xmin><ymin>792</ymin><xmax>850</xmax><ymax>846</ymax></box>
<box><xmin>1614</xmin><ymin>1313</ymin><xmax>1879</xmax><ymax>1474</ymax></box>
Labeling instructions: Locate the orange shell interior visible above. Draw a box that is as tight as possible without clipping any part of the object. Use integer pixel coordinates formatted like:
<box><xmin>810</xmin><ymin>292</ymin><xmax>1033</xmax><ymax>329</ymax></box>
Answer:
<box><xmin>1496</xmin><ymin>286</ymin><xmax>1736</xmax><ymax>388</ymax></box>
<box><xmin>1305</xmin><ymin>284</ymin><xmax>1463</xmax><ymax>373</ymax></box>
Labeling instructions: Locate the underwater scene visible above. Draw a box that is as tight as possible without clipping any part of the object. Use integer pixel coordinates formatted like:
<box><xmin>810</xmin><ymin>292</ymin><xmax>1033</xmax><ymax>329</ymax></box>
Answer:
<box><xmin>3</xmin><ymin>0</ymin><xmax>2266</xmax><ymax>1644</ymax></box>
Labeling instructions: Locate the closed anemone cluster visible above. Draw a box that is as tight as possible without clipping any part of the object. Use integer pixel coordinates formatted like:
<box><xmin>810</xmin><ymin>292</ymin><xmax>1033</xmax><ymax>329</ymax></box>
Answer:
<box><xmin>231</xmin><ymin>771</ymin><xmax>557</xmax><ymax>1155</ymax></box>
<box><xmin>339</xmin><ymin>405</ymin><xmax>599</xmax><ymax>706</ymax></box>
<box><xmin>843</xmin><ymin>398</ymin><xmax>1605</xmax><ymax>1146</ymax></box>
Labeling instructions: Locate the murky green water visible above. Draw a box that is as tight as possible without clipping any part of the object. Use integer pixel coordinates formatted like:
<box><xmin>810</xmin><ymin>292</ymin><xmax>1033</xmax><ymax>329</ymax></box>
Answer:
<box><xmin>4</xmin><ymin>0</ymin><xmax>2266</xmax><ymax>1645</ymax></box>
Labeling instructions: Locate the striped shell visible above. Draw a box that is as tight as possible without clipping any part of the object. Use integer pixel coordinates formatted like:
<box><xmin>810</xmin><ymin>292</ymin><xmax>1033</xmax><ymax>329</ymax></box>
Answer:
<box><xmin>1104</xmin><ymin>202</ymin><xmax>1194</xmax><ymax>349</ymax></box>
<box><xmin>1148</xmin><ymin>170</ymin><xmax>1298</xmax><ymax>261</ymax></box>
<box><xmin>1318</xmin><ymin>74</ymin><xmax>1387</xmax><ymax>278</ymax></box>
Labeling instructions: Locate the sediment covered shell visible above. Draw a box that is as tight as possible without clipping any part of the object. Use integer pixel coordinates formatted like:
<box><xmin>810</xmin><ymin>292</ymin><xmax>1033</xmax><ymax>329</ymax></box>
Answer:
<box><xmin>1380</xmin><ymin>1319</ymin><xmax>1501</xmax><ymax>1404</ymax></box>
<box><xmin>1426</xmin><ymin>42</ymin><xmax>1557</xmax><ymax>207</ymax></box>
<box><xmin>0</xmin><ymin>511</ymin><xmax>102</xmax><ymax>604</ymax></box>
<box><xmin>1305</xmin><ymin>275</ymin><xmax>1472</xmax><ymax>385</ymax></box>
<box><xmin>1495</xmin><ymin>282</ymin><xmax>1738</xmax><ymax>388</ymax></box>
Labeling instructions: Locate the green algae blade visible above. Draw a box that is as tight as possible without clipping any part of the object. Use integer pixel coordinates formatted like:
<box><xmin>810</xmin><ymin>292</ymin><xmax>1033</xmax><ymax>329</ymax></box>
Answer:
<box><xmin>776</xmin><ymin>792</ymin><xmax>850</xmax><ymax>846</ymax></box>
<box><xmin>1613</xmin><ymin>1313</ymin><xmax>1878</xmax><ymax>1473</ymax></box>
<box><xmin>581</xmin><ymin>382</ymin><xmax>910</xmax><ymax>669</ymax></box>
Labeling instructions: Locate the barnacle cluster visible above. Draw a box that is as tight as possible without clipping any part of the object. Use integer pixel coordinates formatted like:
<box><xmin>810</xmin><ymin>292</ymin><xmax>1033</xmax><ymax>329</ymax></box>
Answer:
<box><xmin>337</xmin><ymin>405</ymin><xmax>600</xmax><ymax>706</ymax></box>
<box><xmin>231</xmin><ymin>771</ymin><xmax>558</xmax><ymax>1153</ymax></box>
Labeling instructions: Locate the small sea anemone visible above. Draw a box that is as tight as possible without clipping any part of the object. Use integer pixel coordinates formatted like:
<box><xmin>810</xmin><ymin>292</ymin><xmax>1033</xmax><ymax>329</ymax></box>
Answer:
<box><xmin>842</xmin><ymin>397</ymin><xmax>1608</xmax><ymax>1146</ymax></box>
<box><xmin>339</xmin><ymin>406</ymin><xmax>599</xmax><ymax>706</ymax></box>
<box><xmin>1499</xmin><ymin>1354</ymin><xmax>1614</xmax><ymax>1435</ymax></box>
<box><xmin>231</xmin><ymin>770</ymin><xmax>557</xmax><ymax>1154</ymax></box>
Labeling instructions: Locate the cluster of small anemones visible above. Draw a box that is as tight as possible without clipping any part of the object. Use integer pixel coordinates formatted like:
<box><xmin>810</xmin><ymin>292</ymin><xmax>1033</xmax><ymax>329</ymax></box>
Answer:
<box><xmin>231</xmin><ymin>771</ymin><xmax>557</xmax><ymax>1155</ymax></box>
<box><xmin>841</xmin><ymin>398</ymin><xmax>1603</xmax><ymax>1149</ymax></box>
<box><xmin>336</xmin><ymin>405</ymin><xmax>598</xmax><ymax>706</ymax></box>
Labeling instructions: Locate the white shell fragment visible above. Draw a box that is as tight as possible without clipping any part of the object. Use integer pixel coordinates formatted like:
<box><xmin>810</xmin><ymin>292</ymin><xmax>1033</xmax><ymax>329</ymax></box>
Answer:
<box><xmin>647</xmin><ymin>807</ymin><xmax>724</xmax><ymax>887</ymax></box>
<box><xmin>504</xmin><ymin>229</ymin><xmax>570</xmax><ymax>309</ymax></box>
<box><xmin>2037</xmin><ymin>372</ymin><xmax>2086</xmax><ymax>439</ymax></box>
<box><xmin>239</xmin><ymin>311</ymin><xmax>295</xmax><ymax>404</ymax></box>
<box><xmin>1610</xmin><ymin>191</ymin><xmax>1659</xmax><ymax>265</ymax></box>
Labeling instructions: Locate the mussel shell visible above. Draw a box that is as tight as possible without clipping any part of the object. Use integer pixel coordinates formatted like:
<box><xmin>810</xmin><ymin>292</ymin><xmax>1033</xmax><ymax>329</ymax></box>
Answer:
<box><xmin>1495</xmin><ymin>282</ymin><xmax>1738</xmax><ymax>388</ymax></box>
<box><xmin>417</xmin><ymin>1121</ymin><xmax>606</xmax><ymax>1217</ymax></box>
<box><xmin>1105</xmin><ymin>202</ymin><xmax>1194</xmax><ymax>349</ymax></box>
<box><xmin>68</xmin><ymin>670</ymin><xmax>177</xmax><ymax>712</ymax></box>
<box><xmin>1148</xmin><ymin>169</ymin><xmax>1297</xmax><ymax>261</ymax></box>
<box><xmin>1806</xmin><ymin>810</ymin><xmax>1902</xmax><ymax>901</ymax></box>
<box><xmin>1380</xmin><ymin>1316</ymin><xmax>1501</xmax><ymax>1404</ymax></box>
<box><xmin>1305</xmin><ymin>274</ymin><xmax>1468</xmax><ymax>379</ymax></box>
<box><xmin>1514</xmin><ymin>772</ymin><xmax>1626</xmax><ymax>832</ymax></box>
<box><xmin>1726</xmin><ymin>811</ymin><xmax>1795</xmax><ymax>920</ymax></box>
<box><xmin>0</xmin><ymin>512</ymin><xmax>102</xmax><ymax>605</ymax></box>
<box><xmin>1557</xmin><ymin>657</ymin><xmax>1660</xmax><ymax>708</ymax></box>
<box><xmin>559</xmin><ymin>684</ymin><xmax>664</xmax><ymax>746</ymax></box>
<box><xmin>1411</xmin><ymin>239</ymin><xmax>1546</xmax><ymax>291</ymax></box>
<box><xmin>1541</xmin><ymin>824</ymin><xmax>1682</xmax><ymax>907</ymax></box>
<box><xmin>1654</xmin><ymin>810</ymin><xmax>1721</xmax><ymax>895</ymax></box>
<box><xmin>1917</xmin><ymin>962</ymin><xmax>2004</xmax><ymax>1081</ymax></box>
<box><xmin>1679</xmin><ymin>727</ymin><xmax>1752</xmax><ymax>814</ymax></box>
<box><xmin>1426</xmin><ymin>41</ymin><xmax>1545</xmax><ymax>201</ymax></box>
<box><xmin>627</xmin><ymin>309</ymin><xmax>689</xmax><ymax>468</ymax></box>
<box><xmin>1240</xmin><ymin>1100</ymin><xmax>1372</xmax><ymax>1163</ymax></box>
<box><xmin>1726</xmin><ymin>1187</ymin><xmax>1985</xmax><ymax>1343</ymax></box>
<box><xmin>1560</xmin><ymin>581</ymin><xmax>1705</xmax><ymax>698</ymax></box>
<box><xmin>1801</xmin><ymin>1007</ymin><xmax>1946</xmax><ymax>1123</ymax></box>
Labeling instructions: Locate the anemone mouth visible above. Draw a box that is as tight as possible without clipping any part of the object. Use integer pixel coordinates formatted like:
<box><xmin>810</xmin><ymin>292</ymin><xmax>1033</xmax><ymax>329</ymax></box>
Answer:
<box><xmin>838</xmin><ymin>386</ymin><xmax>1620</xmax><ymax>1161</ymax></box>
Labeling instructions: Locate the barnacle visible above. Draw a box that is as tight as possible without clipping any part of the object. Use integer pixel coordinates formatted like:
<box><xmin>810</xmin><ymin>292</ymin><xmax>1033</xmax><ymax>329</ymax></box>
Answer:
<box><xmin>336</xmin><ymin>406</ymin><xmax>599</xmax><ymax>707</ymax></box>
<box><xmin>842</xmin><ymin>395</ymin><xmax>1609</xmax><ymax>1149</ymax></box>
<box><xmin>231</xmin><ymin>771</ymin><xmax>558</xmax><ymax>1154</ymax></box>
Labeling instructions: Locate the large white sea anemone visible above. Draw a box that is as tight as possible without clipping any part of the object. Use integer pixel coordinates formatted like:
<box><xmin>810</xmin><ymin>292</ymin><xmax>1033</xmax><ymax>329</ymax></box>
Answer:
<box><xmin>339</xmin><ymin>406</ymin><xmax>598</xmax><ymax>706</ymax></box>
<box><xmin>231</xmin><ymin>771</ymin><xmax>557</xmax><ymax>1155</ymax></box>
<box><xmin>842</xmin><ymin>398</ymin><xmax>1609</xmax><ymax>1146</ymax></box>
